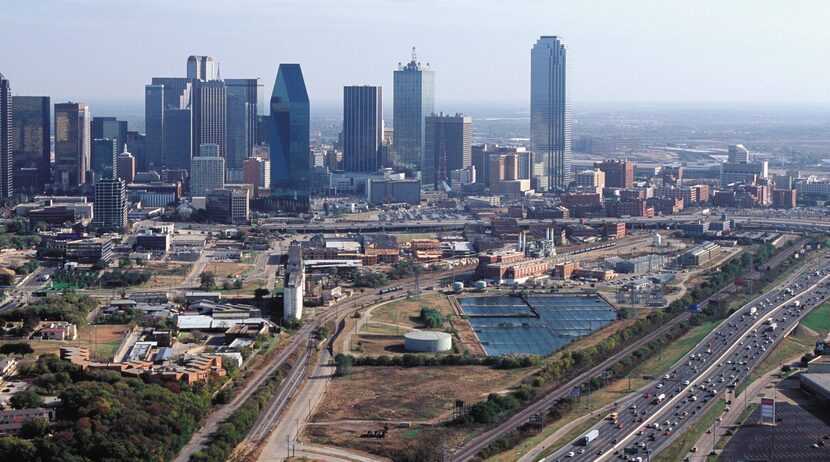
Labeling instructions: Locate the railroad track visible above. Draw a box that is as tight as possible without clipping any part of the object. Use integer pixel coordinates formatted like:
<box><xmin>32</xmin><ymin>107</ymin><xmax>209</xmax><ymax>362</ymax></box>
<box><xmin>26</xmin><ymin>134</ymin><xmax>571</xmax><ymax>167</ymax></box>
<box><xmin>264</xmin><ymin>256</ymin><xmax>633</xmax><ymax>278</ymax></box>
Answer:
<box><xmin>247</xmin><ymin>345</ymin><xmax>312</xmax><ymax>442</ymax></box>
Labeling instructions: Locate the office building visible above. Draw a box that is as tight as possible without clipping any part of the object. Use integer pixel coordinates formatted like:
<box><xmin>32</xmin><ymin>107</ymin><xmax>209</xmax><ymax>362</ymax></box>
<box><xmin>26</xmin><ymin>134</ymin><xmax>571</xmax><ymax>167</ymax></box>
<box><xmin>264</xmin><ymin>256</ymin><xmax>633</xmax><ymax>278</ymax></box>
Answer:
<box><xmin>192</xmin><ymin>80</ymin><xmax>227</xmax><ymax>160</ymax></box>
<box><xmin>367</xmin><ymin>178</ymin><xmax>421</xmax><ymax>205</ymax></box>
<box><xmin>772</xmin><ymin>189</ymin><xmax>797</xmax><ymax>208</ymax></box>
<box><xmin>206</xmin><ymin>188</ymin><xmax>249</xmax><ymax>224</ymax></box>
<box><xmin>91</xmin><ymin>117</ymin><xmax>127</xmax><ymax>151</ymax></box>
<box><xmin>146</xmin><ymin>77</ymin><xmax>192</xmax><ymax>171</ymax></box>
<box><xmin>187</xmin><ymin>55</ymin><xmax>216</xmax><ymax>81</ymax></box>
<box><xmin>0</xmin><ymin>74</ymin><xmax>11</xmax><ymax>197</ymax></box>
<box><xmin>595</xmin><ymin>159</ymin><xmax>634</xmax><ymax>189</ymax></box>
<box><xmin>92</xmin><ymin>178</ymin><xmax>127</xmax><ymax>231</ymax></box>
<box><xmin>393</xmin><ymin>47</ymin><xmax>434</xmax><ymax>174</ymax></box>
<box><xmin>268</xmin><ymin>64</ymin><xmax>310</xmax><ymax>211</ymax></box>
<box><xmin>126</xmin><ymin>131</ymin><xmax>145</xmax><ymax>172</ymax></box>
<box><xmin>117</xmin><ymin>147</ymin><xmax>136</xmax><ymax>183</ymax></box>
<box><xmin>162</xmin><ymin>108</ymin><xmax>192</xmax><ymax>171</ymax></box>
<box><xmin>575</xmin><ymin>169</ymin><xmax>605</xmax><ymax>190</ymax></box>
<box><xmin>243</xmin><ymin>156</ymin><xmax>270</xmax><ymax>196</ymax></box>
<box><xmin>54</xmin><ymin>102</ymin><xmax>91</xmax><ymax>189</ymax></box>
<box><xmin>728</xmin><ymin>144</ymin><xmax>750</xmax><ymax>163</ymax></box>
<box><xmin>530</xmin><ymin>36</ymin><xmax>571</xmax><ymax>191</ymax></box>
<box><xmin>11</xmin><ymin>96</ymin><xmax>51</xmax><ymax>193</ymax></box>
<box><xmin>721</xmin><ymin>144</ymin><xmax>768</xmax><ymax>185</ymax></box>
<box><xmin>225</xmin><ymin>78</ymin><xmax>261</xmax><ymax>173</ymax></box>
<box><xmin>91</xmin><ymin>138</ymin><xmax>118</xmax><ymax>181</ymax></box>
<box><xmin>343</xmin><ymin>86</ymin><xmax>383</xmax><ymax>173</ymax></box>
<box><xmin>283</xmin><ymin>242</ymin><xmax>304</xmax><ymax>320</ymax></box>
<box><xmin>190</xmin><ymin>150</ymin><xmax>225</xmax><ymax>196</ymax></box>
<box><xmin>423</xmin><ymin>113</ymin><xmax>472</xmax><ymax>188</ymax></box>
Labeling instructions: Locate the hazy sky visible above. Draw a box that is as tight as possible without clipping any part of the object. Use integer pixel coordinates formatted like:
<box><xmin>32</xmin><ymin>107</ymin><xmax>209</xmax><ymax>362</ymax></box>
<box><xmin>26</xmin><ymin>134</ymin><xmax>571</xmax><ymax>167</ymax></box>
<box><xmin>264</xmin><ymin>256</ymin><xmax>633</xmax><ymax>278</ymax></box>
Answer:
<box><xmin>2</xmin><ymin>0</ymin><xmax>829</xmax><ymax>109</ymax></box>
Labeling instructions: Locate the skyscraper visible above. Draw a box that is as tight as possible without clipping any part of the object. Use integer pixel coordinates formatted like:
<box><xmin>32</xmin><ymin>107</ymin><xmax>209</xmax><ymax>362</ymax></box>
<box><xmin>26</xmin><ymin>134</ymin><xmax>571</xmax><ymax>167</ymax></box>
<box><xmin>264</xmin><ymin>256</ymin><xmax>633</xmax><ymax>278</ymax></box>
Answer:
<box><xmin>92</xmin><ymin>178</ymin><xmax>127</xmax><ymax>231</ymax></box>
<box><xmin>424</xmin><ymin>113</ymin><xmax>472</xmax><ymax>189</ymax></box>
<box><xmin>54</xmin><ymin>102</ymin><xmax>91</xmax><ymax>189</ymax></box>
<box><xmin>163</xmin><ymin>108</ymin><xmax>192</xmax><ymax>171</ymax></box>
<box><xmin>190</xmin><ymin>148</ymin><xmax>225</xmax><ymax>196</ymax></box>
<box><xmin>530</xmin><ymin>36</ymin><xmax>571</xmax><ymax>191</ymax></box>
<box><xmin>187</xmin><ymin>55</ymin><xmax>216</xmax><ymax>81</ymax></box>
<box><xmin>91</xmin><ymin>117</ymin><xmax>128</xmax><ymax>152</ymax></box>
<box><xmin>226</xmin><ymin>78</ymin><xmax>261</xmax><ymax>174</ymax></box>
<box><xmin>393</xmin><ymin>48</ymin><xmax>434</xmax><ymax>176</ymax></box>
<box><xmin>117</xmin><ymin>147</ymin><xmax>136</xmax><ymax>184</ymax></box>
<box><xmin>192</xmin><ymin>80</ymin><xmax>227</xmax><ymax>160</ymax></box>
<box><xmin>342</xmin><ymin>86</ymin><xmax>383</xmax><ymax>173</ymax></box>
<box><xmin>91</xmin><ymin>138</ymin><xmax>118</xmax><ymax>181</ymax></box>
<box><xmin>0</xmin><ymin>74</ymin><xmax>12</xmax><ymax>198</ymax></box>
<box><xmin>11</xmin><ymin>96</ymin><xmax>51</xmax><ymax>193</ymax></box>
<box><xmin>243</xmin><ymin>156</ymin><xmax>270</xmax><ymax>196</ymax></box>
<box><xmin>144</xmin><ymin>84</ymin><xmax>165</xmax><ymax>171</ymax></box>
<box><xmin>269</xmin><ymin>64</ymin><xmax>310</xmax><ymax>211</ymax></box>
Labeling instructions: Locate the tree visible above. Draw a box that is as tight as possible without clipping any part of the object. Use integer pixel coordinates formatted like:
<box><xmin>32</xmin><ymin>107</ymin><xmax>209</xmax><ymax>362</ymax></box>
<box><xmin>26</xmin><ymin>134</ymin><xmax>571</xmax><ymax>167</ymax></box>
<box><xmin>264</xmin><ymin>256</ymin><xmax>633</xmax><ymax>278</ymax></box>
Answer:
<box><xmin>334</xmin><ymin>354</ymin><xmax>353</xmax><ymax>376</ymax></box>
<box><xmin>10</xmin><ymin>389</ymin><xmax>44</xmax><ymax>409</ymax></box>
<box><xmin>92</xmin><ymin>259</ymin><xmax>108</xmax><ymax>271</ymax></box>
<box><xmin>0</xmin><ymin>437</ymin><xmax>36</xmax><ymax>459</ymax></box>
<box><xmin>199</xmin><ymin>271</ymin><xmax>216</xmax><ymax>290</ymax></box>
<box><xmin>232</xmin><ymin>279</ymin><xmax>243</xmax><ymax>289</ymax></box>
<box><xmin>253</xmin><ymin>288</ymin><xmax>270</xmax><ymax>299</ymax></box>
<box><xmin>0</xmin><ymin>342</ymin><xmax>34</xmax><ymax>356</ymax></box>
<box><xmin>20</xmin><ymin>418</ymin><xmax>50</xmax><ymax>438</ymax></box>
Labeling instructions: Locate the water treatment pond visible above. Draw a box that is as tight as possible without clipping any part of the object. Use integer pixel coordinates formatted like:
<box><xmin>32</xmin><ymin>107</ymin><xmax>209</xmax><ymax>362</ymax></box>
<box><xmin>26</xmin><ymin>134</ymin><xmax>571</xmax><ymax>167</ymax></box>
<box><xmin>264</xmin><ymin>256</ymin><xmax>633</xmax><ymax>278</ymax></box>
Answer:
<box><xmin>458</xmin><ymin>295</ymin><xmax>617</xmax><ymax>356</ymax></box>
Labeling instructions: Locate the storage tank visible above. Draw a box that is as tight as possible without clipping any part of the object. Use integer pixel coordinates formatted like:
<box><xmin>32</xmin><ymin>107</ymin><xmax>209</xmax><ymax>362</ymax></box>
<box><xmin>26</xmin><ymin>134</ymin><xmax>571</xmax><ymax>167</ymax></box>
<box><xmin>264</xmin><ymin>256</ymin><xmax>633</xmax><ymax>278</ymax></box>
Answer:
<box><xmin>474</xmin><ymin>280</ymin><xmax>488</xmax><ymax>290</ymax></box>
<box><xmin>452</xmin><ymin>281</ymin><xmax>464</xmax><ymax>291</ymax></box>
<box><xmin>652</xmin><ymin>233</ymin><xmax>662</xmax><ymax>247</ymax></box>
<box><xmin>404</xmin><ymin>331</ymin><xmax>452</xmax><ymax>352</ymax></box>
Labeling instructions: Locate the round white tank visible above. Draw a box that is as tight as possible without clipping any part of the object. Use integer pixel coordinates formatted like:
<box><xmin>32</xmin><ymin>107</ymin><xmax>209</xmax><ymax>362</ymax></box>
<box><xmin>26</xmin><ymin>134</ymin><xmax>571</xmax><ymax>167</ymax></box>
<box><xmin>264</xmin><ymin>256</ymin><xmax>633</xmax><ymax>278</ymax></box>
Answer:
<box><xmin>404</xmin><ymin>331</ymin><xmax>452</xmax><ymax>352</ymax></box>
<box><xmin>474</xmin><ymin>280</ymin><xmax>488</xmax><ymax>289</ymax></box>
<box><xmin>452</xmin><ymin>281</ymin><xmax>464</xmax><ymax>291</ymax></box>
<box><xmin>652</xmin><ymin>233</ymin><xmax>663</xmax><ymax>246</ymax></box>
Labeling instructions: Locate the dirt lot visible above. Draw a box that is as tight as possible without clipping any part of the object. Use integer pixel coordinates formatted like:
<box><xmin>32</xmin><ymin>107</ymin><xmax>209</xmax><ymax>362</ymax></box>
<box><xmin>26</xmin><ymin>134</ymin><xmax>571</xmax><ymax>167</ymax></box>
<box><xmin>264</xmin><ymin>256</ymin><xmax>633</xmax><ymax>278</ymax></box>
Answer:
<box><xmin>0</xmin><ymin>324</ymin><xmax>129</xmax><ymax>360</ymax></box>
<box><xmin>311</xmin><ymin>365</ymin><xmax>530</xmax><ymax>423</ymax></box>
<box><xmin>303</xmin><ymin>424</ymin><xmax>468</xmax><ymax>462</ymax></box>
<box><xmin>369</xmin><ymin>293</ymin><xmax>454</xmax><ymax>329</ymax></box>
<box><xmin>208</xmin><ymin>261</ymin><xmax>253</xmax><ymax>278</ymax></box>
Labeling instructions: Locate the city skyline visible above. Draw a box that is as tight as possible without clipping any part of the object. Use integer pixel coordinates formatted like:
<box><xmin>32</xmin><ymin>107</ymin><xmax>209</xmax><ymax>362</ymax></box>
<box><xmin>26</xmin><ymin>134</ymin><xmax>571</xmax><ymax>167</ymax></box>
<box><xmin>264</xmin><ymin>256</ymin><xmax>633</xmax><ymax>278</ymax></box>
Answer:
<box><xmin>2</xmin><ymin>1</ymin><xmax>830</xmax><ymax>107</ymax></box>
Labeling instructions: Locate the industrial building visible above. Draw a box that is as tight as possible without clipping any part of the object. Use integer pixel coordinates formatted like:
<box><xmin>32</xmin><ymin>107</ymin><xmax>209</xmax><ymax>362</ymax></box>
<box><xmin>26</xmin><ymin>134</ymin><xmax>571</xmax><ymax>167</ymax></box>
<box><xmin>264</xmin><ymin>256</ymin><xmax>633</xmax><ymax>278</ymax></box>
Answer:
<box><xmin>615</xmin><ymin>254</ymin><xmax>664</xmax><ymax>274</ymax></box>
<box><xmin>679</xmin><ymin>241</ymin><xmax>721</xmax><ymax>267</ymax></box>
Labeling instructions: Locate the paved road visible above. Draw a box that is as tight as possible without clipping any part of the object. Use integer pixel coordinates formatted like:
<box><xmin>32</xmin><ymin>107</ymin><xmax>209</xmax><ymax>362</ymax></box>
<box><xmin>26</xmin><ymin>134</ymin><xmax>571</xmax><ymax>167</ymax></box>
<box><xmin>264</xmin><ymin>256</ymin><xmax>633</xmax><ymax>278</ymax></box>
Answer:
<box><xmin>546</xmin><ymin>258</ymin><xmax>830</xmax><ymax>461</ymax></box>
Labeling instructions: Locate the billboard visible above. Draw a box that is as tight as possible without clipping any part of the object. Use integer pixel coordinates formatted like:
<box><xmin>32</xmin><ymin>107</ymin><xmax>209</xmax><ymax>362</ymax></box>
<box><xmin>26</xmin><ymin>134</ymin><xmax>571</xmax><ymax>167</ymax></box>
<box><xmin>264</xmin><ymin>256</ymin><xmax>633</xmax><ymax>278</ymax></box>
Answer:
<box><xmin>761</xmin><ymin>397</ymin><xmax>775</xmax><ymax>420</ymax></box>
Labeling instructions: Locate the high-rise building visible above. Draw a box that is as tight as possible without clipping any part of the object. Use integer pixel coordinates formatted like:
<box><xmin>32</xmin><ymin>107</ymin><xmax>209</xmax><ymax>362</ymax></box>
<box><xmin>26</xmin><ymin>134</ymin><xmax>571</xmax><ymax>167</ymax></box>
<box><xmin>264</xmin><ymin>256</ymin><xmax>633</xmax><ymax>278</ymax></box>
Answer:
<box><xmin>91</xmin><ymin>138</ymin><xmax>118</xmax><ymax>181</ymax></box>
<box><xmin>91</xmin><ymin>117</ymin><xmax>128</xmax><ymax>152</ymax></box>
<box><xmin>226</xmin><ymin>78</ymin><xmax>261</xmax><ymax>174</ymax></box>
<box><xmin>0</xmin><ymin>74</ymin><xmax>12</xmax><ymax>198</ymax></box>
<box><xmin>595</xmin><ymin>159</ymin><xmax>634</xmax><ymax>189</ymax></box>
<box><xmin>342</xmin><ymin>86</ymin><xmax>383</xmax><ymax>173</ymax></box>
<box><xmin>190</xmin><ymin>150</ymin><xmax>225</xmax><ymax>196</ymax></box>
<box><xmin>117</xmin><ymin>147</ymin><xmax>136</xmax><ymax>183</ymax></box>
<box><xmin>243</xmin><ymin>156</ymin><xmax>270</xmax><ymax>196</ymax></box>
<box><xmin>11</xmin><ymin>96</ymin><xmax>51</xmax><ymax>193</ymax></box>
<box><xmin>269</xmin><ymin>64</ymin><xmax>310</xmax><ymax>211</ymax></box>
<box><xmin>424</xmin><ymin>113</ymin><xmax>472</xmax><ymax>188</ymax></box>
<box><xmin>162</xmin><ymin>108</ymin><xmax>192</xmax><ymax>171</ymax></box>
<box><xmin>92</xmin><ymin>178</ymin><xmax>127</xmax><ymax>231</ymax></box>
<box><xmin>192</xmin><ymin>80</ymin><xmax>227</xmax><ymax>160</ymax></box>
<box><xmin>187</xmin><ymin>55</ymin><xmax>216</xmax><ymax>81</ymax></box>
<box><xmin>530</xmin><ymin>36</ymin><xmax>571</xmax><ymax>191</ymax></box>
<box><xmin>126</xmin><ymin>131</ymin><xmax>145</xmax><ymax>172</ymax></box>
<box><xmin>54</xmin><ymin>102</ymin><xmax>91</xmax><ymax>189</ymax></box>
<box><xmin>206</xmin><ymin>188</ymin><xmax>249</xmax><ymax>224</ymax></box>
<box><xmin>393</xmin><ymin>47</ymin><xmax>434</xmax><ymax>175</ymax></box>
<box><xmin>728</xmin><ymin>144</ymin><xmax>750</xmax><ymax>163</ymax></box>
<box><xmin>146</xmin><ymin>77</ymin><xmax>192</xmax><ymax>171</ymax></box>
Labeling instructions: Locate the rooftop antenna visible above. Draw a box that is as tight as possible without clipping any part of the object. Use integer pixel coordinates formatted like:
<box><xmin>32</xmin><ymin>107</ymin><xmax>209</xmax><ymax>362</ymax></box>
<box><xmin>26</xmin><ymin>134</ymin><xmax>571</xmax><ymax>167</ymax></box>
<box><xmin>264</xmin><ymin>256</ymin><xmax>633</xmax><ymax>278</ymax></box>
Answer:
<box><xmin>216</xmin><ymin>62</ymin><xmax>221</xmax><ymax>81</ymax></box>
<box><xmin>411</xmin><ymin>46</ymin><xmax>417</xmax><ymax>63</ymax></box>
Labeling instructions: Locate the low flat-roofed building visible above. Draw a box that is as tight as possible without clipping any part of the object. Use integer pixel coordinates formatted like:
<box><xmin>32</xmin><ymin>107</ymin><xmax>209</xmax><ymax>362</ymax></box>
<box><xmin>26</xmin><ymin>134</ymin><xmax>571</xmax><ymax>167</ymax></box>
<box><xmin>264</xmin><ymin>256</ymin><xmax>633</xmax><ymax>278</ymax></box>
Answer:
<box><xmin>679</xmin><ymin>241</ymin><xmax>720</xmax><ymax>267</ymax></box>
<box><xmin>0</xmin><ymin>408</ymin><xmax>56</xmax><ymax>436</ymax></box>
<box><xmin>65</xmin><ymin>237</ymin><xmax>113</xmax><ymax>263</ymax></box>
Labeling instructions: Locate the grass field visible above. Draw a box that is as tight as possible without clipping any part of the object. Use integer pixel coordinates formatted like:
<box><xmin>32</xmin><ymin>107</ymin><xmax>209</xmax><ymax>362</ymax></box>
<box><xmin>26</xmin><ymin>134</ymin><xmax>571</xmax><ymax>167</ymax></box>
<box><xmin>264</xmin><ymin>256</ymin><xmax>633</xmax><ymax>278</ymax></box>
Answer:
<box><xmin>312</xmin><ymin>365</ymin><xmax>529</xmax><ymax>423</ymax></box>
<box><xmin>369</xmin><ymin>293</ymin><xmax>454</xmax><ymax>330</ymax></box>
<box><xmin>654</xmin><ymin>399</ymin><xmax>726</xmax><ymax>462</ymax></box>
<box><xmin>0</xmin><ymin>324</ymin><xmax>128</xmax><ymax>360</ymax></box>
<box><xmin>360</xmin><ymin>322</ymin><xmax>409</xmax><ymax>336</ymax></box>
<box><xmin>801</xmin><ymin>303</ymin><xmax>830</xmax><ymax>334</ymax></box>
<box><xmin>745</xmin><ymin>335</ymin><xmax>814</xmax><ymax>387</ymax></box>
<box><xmin>208</xmin><ymin>261</ymin><xmax>254</xmax><ymax>278</ymax></box>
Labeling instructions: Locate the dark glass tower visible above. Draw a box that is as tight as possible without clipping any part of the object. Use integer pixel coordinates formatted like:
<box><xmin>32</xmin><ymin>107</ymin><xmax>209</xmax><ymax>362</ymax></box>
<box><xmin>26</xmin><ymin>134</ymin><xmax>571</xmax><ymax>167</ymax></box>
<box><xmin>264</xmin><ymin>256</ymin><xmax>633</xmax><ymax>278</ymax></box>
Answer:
<box><xmin>91</xmin><ymin>117</ymin><xmax>128</xmax><ymax>152</ymax></box>
<box><xmin>91</xmin><ymin>138</ymin><xmax>118</xmax><ymax>181</ymax></box>
<box><xmin>163</xmin><ymin>108</ymin><xmax>192</xmax><ymax>171</ymax></box>
<box><xmin>393</xmin><ymin>48</ymin><xmax>434</xmax><ymax>176</ymax></box>
<box><xmin>0</xmin><ymin>74</ymin><xmax>12</xmax><ymax>197</ymax></box>
<box><xmin>530</xmin><ymin>36</ymin><xmax>571</xmax><ymax>191</ymax></box>
<box><xmin>11</xmin><ymin>96</ymin><xmax>51</xmax><ymax>193</ymax></box>
<box><xmin>424</xmin><ymin>113</ymin><xmax>472</xmax><ymax>189</ymax></box>
<box><xmin>342</xmin><ymin>86</ymin><xmax>382</xmax><ymax>173</ymax></box>
<box><xmin>226</xmin><ymin>78</ymin><xmax>260</xmax><ymax>173</ymax></box>
<box><xmin>269</xmin><ymin>64</ymin><xmax>310</xmax><ymax>212</ymax></box>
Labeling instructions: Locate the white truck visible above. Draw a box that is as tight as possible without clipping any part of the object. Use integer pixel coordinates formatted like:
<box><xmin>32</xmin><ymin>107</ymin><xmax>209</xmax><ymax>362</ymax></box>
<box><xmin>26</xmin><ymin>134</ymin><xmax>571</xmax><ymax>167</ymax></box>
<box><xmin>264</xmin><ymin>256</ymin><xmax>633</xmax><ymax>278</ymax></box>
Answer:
<box><xmin>792</xmin><ymin>300</ymin><xmax>801</xmax><ymax>308</ymax></box>
<box><xmin>653</xmin><ymin>393</ymin><xmax>666</xmax><ymax>404</ymax></box>
<box><xmin>767</xmin><ymin>322</ymin><xmax>778</xmax><ymax>332</ymax></box>
<box><xmin>748</xmin><ymin>307</ymin><xmax>757</xmax><ymax>316</ymax></box>
<box><xmin>581</xmin><ymin>429</ymin><xmax>599</xmax><ymax>445</ymax></box>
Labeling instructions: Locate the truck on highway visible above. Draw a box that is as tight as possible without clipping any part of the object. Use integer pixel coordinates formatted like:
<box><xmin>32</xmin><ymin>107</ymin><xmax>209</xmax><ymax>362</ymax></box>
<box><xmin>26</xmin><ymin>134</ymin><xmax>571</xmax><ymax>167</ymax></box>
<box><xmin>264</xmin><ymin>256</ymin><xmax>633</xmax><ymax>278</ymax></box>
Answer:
<box><xmin>792</xmin><ymin>300</ymin><xmax>801</xmax><ymax>308</ymax></box>
<box><xmin>609</xmin><ymin>411</ymin><xmax>619</xmax><ymax>421</ymax></box>
<box><xmin>767</xmin><ymin>322</ymin><xmax>778</xmax><ymax>331</ymax></box>
<box><xmin>748</xmin><ymin>306</ymin><xmax>757</xmax><ymax>316</ymax></box>
<box><xmin>581</xmin><ymin>429</ymin><xmax>599</xmax><ymax>445</ymax></box>
<box><xmin>652</xmin><ymin>393</ymin><xmax>666</xmax><ymax>404</ymax></box>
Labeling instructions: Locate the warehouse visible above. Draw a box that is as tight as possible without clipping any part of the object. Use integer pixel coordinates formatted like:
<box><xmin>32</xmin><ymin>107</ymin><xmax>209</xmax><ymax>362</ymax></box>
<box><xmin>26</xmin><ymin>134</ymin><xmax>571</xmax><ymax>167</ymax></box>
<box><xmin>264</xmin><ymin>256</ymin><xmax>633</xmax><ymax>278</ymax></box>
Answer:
<box><xmin>679</xmin><ymin>241</ymin><xmax>720</xmax><ymax>267</ymax></box>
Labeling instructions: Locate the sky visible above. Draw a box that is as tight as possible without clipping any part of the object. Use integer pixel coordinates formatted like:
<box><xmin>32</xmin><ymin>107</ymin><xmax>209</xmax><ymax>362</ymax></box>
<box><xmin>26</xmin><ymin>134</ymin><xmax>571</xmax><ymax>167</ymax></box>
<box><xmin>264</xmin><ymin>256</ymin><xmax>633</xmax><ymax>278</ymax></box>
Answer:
<box><xmin>2</xmin><ymin>0</ymin><xmax>829</xmax><ymax>110</ymax></box>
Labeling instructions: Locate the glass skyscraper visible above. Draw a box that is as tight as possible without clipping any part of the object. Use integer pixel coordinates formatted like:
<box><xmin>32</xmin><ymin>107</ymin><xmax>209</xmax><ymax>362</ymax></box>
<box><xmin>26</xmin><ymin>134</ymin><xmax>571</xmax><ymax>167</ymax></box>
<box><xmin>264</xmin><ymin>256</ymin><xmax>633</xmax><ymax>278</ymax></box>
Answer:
<box><xmin>530</xmin><ymin>36</ymin><xmax>571</xmax><ymax>191</ymax></box>
<box><xmin>0</xmin><ymin>74</ymin><xmax>12</xmax><ymax>198</ymax></box>
<box><xmin>343</xmin><ymin>86</ymin><xmax>382</xmax><ymax>173</ymax></box>
<box><xmin>91</xmin><ymin>138</ymin><xmax>118</xmax><ymax>181</ymax></box>
<box><xmin>162</xmin><ymin>108</ymin><xmax>192</xmax><ymax>171</ymax></box>
<box><xmin>393</xmin><ymin>48</ymin><xmax>434</xmax><ymax>176</ymax></box>
<box><xmin>54</xmin><ymin>102</ymin><xmax>91</xmax><ymax>189</ymax></box>
<box><xmin>269</xmin><ymin>64</ymin><xmax>310</xmax><ymax>212</ymax></box>
<box><xmin>226</xmin><ymin>78</ymin><xmax>261</xmax><ymax>174</ymax></box>
<box><xmin>424</xmin><ymin>113</ymin><xmax>472</xmax><ymax>189</ymax></box>
<box><xmin>11</xmin><ymin>96</ymin><xmax>51</xmax><ymax>193</ymax></box>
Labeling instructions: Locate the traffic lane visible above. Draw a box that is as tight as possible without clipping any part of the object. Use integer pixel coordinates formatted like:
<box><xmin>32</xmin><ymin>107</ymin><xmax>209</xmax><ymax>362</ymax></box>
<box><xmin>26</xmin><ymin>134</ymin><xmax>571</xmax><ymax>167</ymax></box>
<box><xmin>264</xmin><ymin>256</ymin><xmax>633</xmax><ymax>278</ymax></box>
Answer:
<box><xmin>555</xmin><ymin>266</ymin><xmax>830</xmax><ymax>461</ymax></box>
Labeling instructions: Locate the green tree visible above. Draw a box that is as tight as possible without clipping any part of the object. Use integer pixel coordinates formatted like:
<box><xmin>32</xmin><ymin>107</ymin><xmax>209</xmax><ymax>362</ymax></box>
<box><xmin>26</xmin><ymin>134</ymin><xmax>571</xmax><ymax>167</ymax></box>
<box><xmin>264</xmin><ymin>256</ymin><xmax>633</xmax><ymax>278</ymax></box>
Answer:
<box><xmin>0</xmin><ymin>437</ymin><xmax>36</xmax><ymax>459</ymax></box>
<box><xmin>10</xmin><ymin>389</ymin><xmax>44</xmax><ymax>409</ymax></box>
<box><xmin>19</xmin><ymin>418</ymin><xmax>50</xmax><ymax>438</ymax></box>
<box><xmin>199</xmin><ymin>271</ymin><xmax>216</xmax><ymax>290</ymax></box>
<box><xmin>334</xmin><ymin>353</ymin><xmax>353</xmax><ymax>376</ymax></box>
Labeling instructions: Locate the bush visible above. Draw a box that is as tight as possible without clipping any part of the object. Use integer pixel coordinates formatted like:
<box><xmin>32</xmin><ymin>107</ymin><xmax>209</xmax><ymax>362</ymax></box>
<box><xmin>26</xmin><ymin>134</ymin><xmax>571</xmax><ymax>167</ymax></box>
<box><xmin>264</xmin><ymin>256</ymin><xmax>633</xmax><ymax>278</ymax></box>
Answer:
<box><xmin>419</xmin><ymin>307</ymin><xmax>444</xmax><ymax>329</ymax></box>
<box><xmin>334</xmin><ymin>353</ymin><xmax>353</xmax><ymax>376</ymax></box>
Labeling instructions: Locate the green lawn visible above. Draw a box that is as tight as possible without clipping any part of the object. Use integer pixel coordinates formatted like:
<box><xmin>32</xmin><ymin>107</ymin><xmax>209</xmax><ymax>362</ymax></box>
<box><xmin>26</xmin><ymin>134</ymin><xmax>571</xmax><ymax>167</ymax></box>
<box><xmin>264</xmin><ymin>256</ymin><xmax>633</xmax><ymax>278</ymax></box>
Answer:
<box><xmin>630</xmin><ymin>320</ymin><xmax>722</xmax><ymax>378</ymax></box>
<box><xmin>801</xmin><ymin>303</ymin><xmax>830</xmax><ymax>334</ymax></box>
<box><xmin>654</xmin><ymin>399</ymin><xmax>726</xmax><ymax>462</ymax></box>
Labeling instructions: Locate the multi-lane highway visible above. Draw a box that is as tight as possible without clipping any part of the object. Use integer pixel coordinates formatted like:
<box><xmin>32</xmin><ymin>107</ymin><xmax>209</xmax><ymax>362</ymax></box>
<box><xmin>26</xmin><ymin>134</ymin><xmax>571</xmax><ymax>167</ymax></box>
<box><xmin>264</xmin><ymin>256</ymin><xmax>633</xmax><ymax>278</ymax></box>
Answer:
<box><xmin>547</xmin><ymin>259</ymin><xmax>830</xmax><ymax>461</ymax></box>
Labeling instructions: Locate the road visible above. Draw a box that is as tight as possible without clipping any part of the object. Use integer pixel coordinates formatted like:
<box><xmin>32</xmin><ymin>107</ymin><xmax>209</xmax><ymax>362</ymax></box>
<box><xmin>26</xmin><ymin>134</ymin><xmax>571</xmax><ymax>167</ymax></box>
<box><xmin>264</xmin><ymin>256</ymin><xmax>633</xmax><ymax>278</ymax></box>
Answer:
<box><xmin>0</xmin><ymin>265</ymin><xmax>54</xmax><ymax>313</ymax></box>
<box><xmin>545</xmin><ymin>257</ymin><xmax>830</xmax><ymax>461</ymax></box>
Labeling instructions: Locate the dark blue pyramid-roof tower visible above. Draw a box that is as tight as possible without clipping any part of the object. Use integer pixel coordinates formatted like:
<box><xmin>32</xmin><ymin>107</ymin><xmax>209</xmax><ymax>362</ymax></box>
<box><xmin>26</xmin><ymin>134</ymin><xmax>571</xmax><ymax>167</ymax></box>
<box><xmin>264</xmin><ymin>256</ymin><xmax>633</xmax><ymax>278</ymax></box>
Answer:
<box><xmin>269</xmin><ymin>64</ymin><xmax>310</xmax><ymax>212</ymax></box>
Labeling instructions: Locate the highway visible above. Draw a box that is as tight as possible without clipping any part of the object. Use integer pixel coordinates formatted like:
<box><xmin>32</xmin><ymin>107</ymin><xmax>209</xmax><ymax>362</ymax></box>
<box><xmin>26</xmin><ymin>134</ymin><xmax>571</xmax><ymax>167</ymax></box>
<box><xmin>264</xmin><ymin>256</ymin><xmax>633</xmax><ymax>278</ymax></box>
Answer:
<box><xmin>546</xmin><ymin>258</ymin><xmax>830</xmax><ymax>461</ymax></box>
